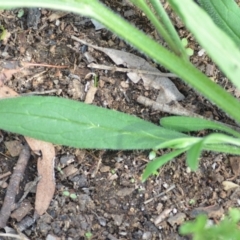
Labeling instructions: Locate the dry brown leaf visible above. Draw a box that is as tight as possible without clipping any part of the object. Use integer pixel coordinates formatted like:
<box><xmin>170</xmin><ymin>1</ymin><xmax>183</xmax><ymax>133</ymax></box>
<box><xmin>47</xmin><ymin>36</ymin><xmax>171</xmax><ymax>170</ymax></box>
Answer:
<box><xmin>48</xmin><ymin>11</ymin><xmax>68</xmax><ymax>22</ymax></box>
<box><xmin>0</xmin><ymin>85</ymin><xmax>56</xmax><ymax>216</ymax></box>
<box><xmin>229</xmin><ymin>156</ymin><xmax>240</xmax><ymax>176</ymax></box>
<box><xmin>0</xmin><ymin>85</ymin><xmax>19</xmax><ymax>98</ymax></box>
<box><xmin>71</xmin><ymin>36</ymin><xmax>184</xmax><ymax>104</ymax></box>
<box><xmin>154</xmin><ymin>208</ymin><xmax>172</xmax><ymax>225</ymax></box>
<box><xmin>25</xmin><ymin>137</ymin><xmax>55</xmax><ymax>216</ymax></box>
<box><xmin>137</xmin><ymin>95</ymin><xmax>200</xmax><ymax>117</ymax></box>
<box><xmin>190</xmin><ymin>205</ymin><xmax>224</xmax><ymax>219</ymax></box>
<box><xmin>222</xmin><ymin>180</ymin><xmax>239</xmax><ymax>191</ymax></box>
<box><xmin>4</xmin><ymin>140</ymin><xmax>23</xmax><ymax>157</ymax></box>
<box><xmin>11</xmin><ymin>201</ymin><xmax>32</xmax><ymax>222</ymax></box>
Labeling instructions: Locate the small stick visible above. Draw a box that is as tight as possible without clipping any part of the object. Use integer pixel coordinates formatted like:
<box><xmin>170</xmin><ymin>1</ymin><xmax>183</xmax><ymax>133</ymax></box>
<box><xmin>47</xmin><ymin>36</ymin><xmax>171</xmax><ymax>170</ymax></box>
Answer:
<box><xmin>0</xmin><ymin>233</ymin><xmax>29</xmax><ymax>240</ymax></box>
<box><xmin>137</xmin><ymin>95</ymin><xmax>240</xmax><ymax>132</ymax></box>
<box><xmin>0</xmin><ymin>171</ymin><xmax>11</xmax><ymax>180</ymax></box>
<box><xmin>137</xmin><ymin>95</ymin><xmax>201</xmax><ymax>117</ymax></box>
<box><xmin>25</xmin><ymin>70</ymin><xmax>47</xmax><ymax>82</ymax></box>
<box><xmin>144</xmin><ymin>184</ymin><xmax>176</xmax><ymax>204</ymax></box>
<box><xmin>0</xmin><ymin>144</ymin><xmax>31</xmax><ymax>228</ymax></box>
<box><xmin>88</xmin><ymin>63</ymin><xmax>178</xmax><ymax>78</ymax></box>
<box><xmin>21</xmin><ymin>89</ymin><xmax>57</xmax><ymax>96</ymax></box>
<box><xmin>20</xmin><ymin>61</ymin><xmax>68</xmax><ymax>69</ymax></box>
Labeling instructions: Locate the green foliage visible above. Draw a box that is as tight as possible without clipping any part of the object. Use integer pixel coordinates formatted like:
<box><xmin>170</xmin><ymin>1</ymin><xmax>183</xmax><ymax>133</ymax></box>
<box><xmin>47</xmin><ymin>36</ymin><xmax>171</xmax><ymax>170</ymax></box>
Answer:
<box><xmin>0</xmin><ymin>1</ymin><xmax>239</xmax><ymax>187</ymax></box>
<box><xmin>181</xmin><ymin>38</ymin><xmax>194</xmax><ymax>56</ymax></box>
<box><xmin>180</xmin><ymin>208</ymin><xmax>240</xmax><ymax>240</ymax></box>
<box><xmin>198</xmin><ymin>0</ymin><xmax>240</xmax><ymax>45</ymax></box>
<box><xmin>0</xmin><ymin>96</ymin><xmax>186</xmax><ymax>149</ymax></box>
<box><xmin>85</xmin><ymin>232</ymin><xmax>93</xmax><ymax>239</ymax></box>
<box><xmin>0</xmin><ymin>1</ymin><xmax>239</xmax><ymax>237</ymax></box>
<box><xmin>17</xmin><ymin>9</ymin><xmax>24</xmax><ymax>18</ymax></box>
<box><xmin>62</xmin><ymin>190</ymin><xmax>77</xmax><ymax>199</ymax></box>
<box><xmin>169</xmin><ymin>0</ymin><xmax>240</xmax><ymax>91</ymax></box>
<box><xmin>160</xmin><ymin>116</ymin><xmax>240</xmax><ymax>138</ymax></box>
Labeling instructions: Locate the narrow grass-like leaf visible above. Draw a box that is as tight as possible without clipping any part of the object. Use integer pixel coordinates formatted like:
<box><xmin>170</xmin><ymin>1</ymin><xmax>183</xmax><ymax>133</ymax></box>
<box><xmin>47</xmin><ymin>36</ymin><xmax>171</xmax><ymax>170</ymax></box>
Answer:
<box><xmin>0</xmin><ymin>96</ymin><xmax>186</xmax><ymax>149</ymax></box>
<box><xmin>204</xmin><ymin>144</ymin><xmax>240</xmax><ymax>155</ymax></box>
<box><xmin>203</xmin><ymin>133</ymin><xmax>240</xmax><ymax>155</ymax></box>
<box><xmin>130</xmin><ymin>0</ymin><xmax>187</xmax><ymax>59</ymax></box>
<box><xmin>142</xmin><ymin>148</ymin><xmax>187</xmax><ymax>181</ymax></box>
<box><xmin>160</xmin><ymin>116</ymin><xmax>240</xmax><ymax>138</ymax></box>
<box><xmin>198</xmin><ymin>0</ymin><xmax>240</xmax><ymax>45</ymax></box>
<box><xmin>186</xmin><ymin>140</ymin><xmax>204</xmax><ymax>170</ymax></box>
<box><xmin>154</xmin><ymin>137</ymin><xmax>200</xmax><ymax>149</ymax></box>
<box><xmin>203</xmin><ymin>133</ymin><xmax>240</xmax><ymax>147</ymax></box>
<box><xmin>169</xmin><ymin>0</ymin><xmax>240</xmax><ymax>90</ymax></box>
<box><xmin>148</xmin><ymin>0</ymin><xmax>187</xmax><ymax>60</ymax></box>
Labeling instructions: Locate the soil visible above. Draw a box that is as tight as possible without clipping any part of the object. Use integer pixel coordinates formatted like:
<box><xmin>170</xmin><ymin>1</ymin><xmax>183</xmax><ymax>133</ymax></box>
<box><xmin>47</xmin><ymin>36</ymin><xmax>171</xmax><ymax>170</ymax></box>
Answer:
<box><xmin>0</xmin><ymin>1</ymin><xmax>239</xmax><ymax>240</ymax></box>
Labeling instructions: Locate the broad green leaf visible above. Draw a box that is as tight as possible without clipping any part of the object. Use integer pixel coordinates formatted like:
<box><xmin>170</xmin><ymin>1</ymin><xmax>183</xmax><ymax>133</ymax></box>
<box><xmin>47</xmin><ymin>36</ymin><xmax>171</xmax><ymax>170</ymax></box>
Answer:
<box><xmin>0</xmin><ymin>96</ymin><xmax>186</xmax><ymax>149</ymax></box>
<box><xmin>169</xmin><ymin>0</ymin><xmax>240</xmax><ymax>90</ymax></box>
<box><xmin>198</xmin><ymin>0</ymin><xmax>240</xmax><ymax>45</ymax></box>
<box><xmin>160</xmin><ymin>116</ymin><xmax>240</xmax><ymax>138</ymax></box>
<box><xmin>142</xmin><ymin>148</ymin><xmax>186</xmax><ymax>181</ymax></box>
<box><xmin>186</xmin><ymin>140</ymin><xmax>204</xmax><ymax>170</ymax></box>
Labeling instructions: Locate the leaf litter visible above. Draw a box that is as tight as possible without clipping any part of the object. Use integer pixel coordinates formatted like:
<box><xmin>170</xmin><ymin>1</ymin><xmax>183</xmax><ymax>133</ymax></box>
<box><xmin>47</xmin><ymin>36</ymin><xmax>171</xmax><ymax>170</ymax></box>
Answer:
<box><xmin>0</xmin><ymin>4</ymin><xmax>238</xmax><ymax>239</ymax></box>
<box><xmin>0</xmin><ymin>60</ymin><xmax>67</xmax><ymax>86</ymax></box>
<box><xmin>71</xmin><ymin>36</ymin><xmax>184</xmax><ymax>104</ymax></box>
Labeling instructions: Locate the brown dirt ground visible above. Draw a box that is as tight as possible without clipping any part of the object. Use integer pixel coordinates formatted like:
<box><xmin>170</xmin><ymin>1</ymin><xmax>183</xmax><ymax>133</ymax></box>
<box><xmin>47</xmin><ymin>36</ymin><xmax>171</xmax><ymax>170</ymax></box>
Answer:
<box><xmin>0</xmin><ymin>1</ymin><xmax>239</xmax><ymax>240</ymax></box>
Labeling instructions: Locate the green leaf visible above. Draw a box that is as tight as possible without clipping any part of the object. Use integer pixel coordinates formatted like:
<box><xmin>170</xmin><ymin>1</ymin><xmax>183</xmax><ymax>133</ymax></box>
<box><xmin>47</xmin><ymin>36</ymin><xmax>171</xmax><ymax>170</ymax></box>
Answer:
<box><xmin>204</xmin><ymin>143</ymin><xmax>240</xmax><ymax>155</ymax></box>
<box><xmin>1</xmin><ymin>0</ymin><xmax>240</xmax><ymax>124</ymax></box>
<box><xmin>186</xmin><ymin>48</ymin><xmax>194</xmax><ymax>56</ymax></box>
<box><xmin>169</xmin><ymin>0</ymin><xmax>240</xmax><ymax>91</ymax></box>
<box><xmin>154</xmin><ymin>137</ymin><xmax>200</xmax><ymax>149</ymax></box>
<box><xmin>142</xmin><ymin>148</ymin><xmax>187</xmax><ymax>181</ymax></box>
<box><xmin>17</xmin><ymin>8</ymin><xmax>24</xmax><ymax>18</ymax></box>
<box><xmin>180</xmin><ymin>209</ymin><xmax>240</xmax><ymax>240</ymax></box>
<box><xmin>198</xmin><ymin>0</ymin><xmax>240</xmax><ymax>45</ymax></box>
<box><xmin>180</xmin><ymin>214</ymin><xmax>207</xmax><ymax>235</ymax></box>
<box><xmin>186</xmin><ymin>140</ymin><xmax>204</xmax><ymax>170</ymax></box>
<box><xmin>229</xmin><ymin>208</ymin><xmax>240</xmax><ymax>224</ymax></box>
<box><xmin>203</xmin><ymin>133</ymin><xmax>240</xmax><ymax>147</ymax></box>
<box><xmin>0</xmin><ymin>96</ymin><xmax>186</xmax><ymax>149</ymax></box>
<box><xmin>131</xmin><ymin>0</ymin><xmax>188</xmax><ymax>59</ymax></box>
<box><xmin>160</xmin><ymin>116</ymin><xmax>240</xmax><ymax>138</ymax></box>
<box><xmin>202</xmin><ymin>133</ymin><xmax>240</xmax><ymax>155</ymax></box>
<box><xmin>181</xmin><ymin>38</ymin><xmax>188</xmax><ymax>47</ymax></box>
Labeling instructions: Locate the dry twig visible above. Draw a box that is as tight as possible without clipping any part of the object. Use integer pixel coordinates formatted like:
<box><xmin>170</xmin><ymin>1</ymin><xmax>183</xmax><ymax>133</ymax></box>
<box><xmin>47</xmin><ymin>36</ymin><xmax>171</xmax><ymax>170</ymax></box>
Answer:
<box><xmin>137</xmin><ymin>95</ymin><xmax>201</xmax><ymax>117</ymax></box>
<box><xmin>88</xmin><ymin>63</ymin><xmax>178</xmax><ymax>78</ymax></box>
<box><xmin>0</xmin><ymin>144</ymin><xmax>30</xmax><ymax>228</ymax></box>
